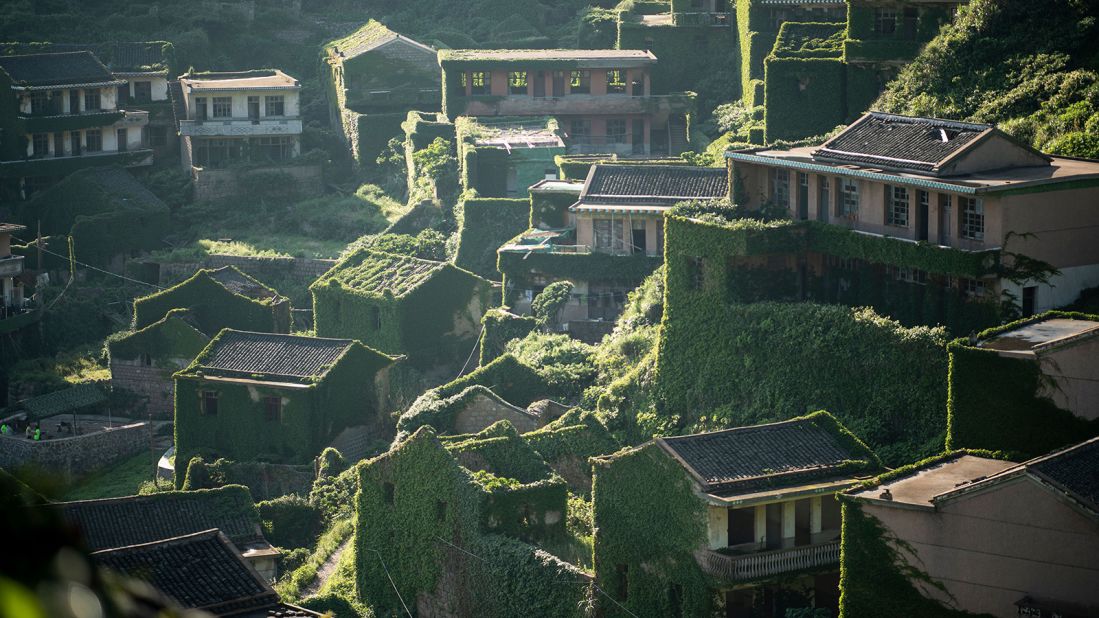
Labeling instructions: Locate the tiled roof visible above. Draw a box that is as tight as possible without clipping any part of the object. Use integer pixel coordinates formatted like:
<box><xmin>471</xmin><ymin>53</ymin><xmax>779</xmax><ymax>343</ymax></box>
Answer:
<box><xmin>208</xmin><ymin>266</ymin><xmax>283</xmax><ymax>302</ymax></box>
<box><xmin>319</xmin><ymin>249</ymin><xmax>449</xmax><ymax>297</ymax></box>
<box><xmin>20</xmin><ymin>383</ymin><xmax>107</xmax><ymax>421</ymax></box>
<box><xmin>0</xmin><ymin>42</ymin><xmax>170</xmax><ymax>73</ymax></box>
<box><xmin>195</xmin><ymin>330</ymin><xmax>354</xmax><ymax>380</ymax></box>
<box><xmin>91</xmin><ymin>530</ymin><xmax>279</xmax><ymax>616</ymax></box>
<box><xmin>658</xmin><ymin>415</ymin><xmax>874</xmax><ymax>495</ymax></box>
<box><xmin>327</xmin><ymin>20</ymin><xmax>434</xmax><ymax>59</ymax></box>
<box><xmin>56</xmin><ymin>486</ymin><xmax>264</xmax><ymax>552</ymax></box>
<box><xmin>0</xmin><ymin>222</ymin><xmax>26</xmax><ymax>234</ymax></box>
<box><xmin>0</xmin><ymin>51</ymin><xmax>115</xmax><ymax>87</ymax></box>
<box><xmin>1026</xmin><ymin>437</ymin><xmax>1099</xmax><ymax>515</ymax></box>
<box><xmin>814</xmin><ymin>112</ymin><xmax>994</xmax><ymax>173</ymax></box>
<box><xmin>582</xmin><ymin>164</ymin><xmax>727</xmax><ymax>204</ymax></box>
<box><xmin>180</xmin><ymin>70</ymin><xmax>299</xmax><ymax>91</ymax></box>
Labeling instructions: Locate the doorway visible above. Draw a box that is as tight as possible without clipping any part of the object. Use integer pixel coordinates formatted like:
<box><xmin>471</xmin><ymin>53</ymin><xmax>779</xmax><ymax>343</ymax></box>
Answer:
<box><xmin>632</xmin><ymin>119</ymin><xmax>645</xmax><ymax>154</ymax></box>
<box><xmin>765</xmin><ymin>503</ymin><xmax>782</xmax><ymax>550</ymax></box>
<box><xmin>917</xmin><ymin>190</ymin><xmax>929</xmax><ymax>241</ymax></box>
<box><xmin>797</xmin><ymin>173</ymin><xmax>809</xmax><ymax>220</ymax></box>
<box><xmin>1022</xmin><ymin>286</ymin><xmax>1037</xmax><ymax>316</ymax></box>
<box><xmin>938</xmin><ymin>194</ymin><xmax>951</xmax><ymax>244</ymax></box>
<box><xmin>533</xmin><ymin>71</ymin><xmax>546</xmax><ymax>98</ymax></box>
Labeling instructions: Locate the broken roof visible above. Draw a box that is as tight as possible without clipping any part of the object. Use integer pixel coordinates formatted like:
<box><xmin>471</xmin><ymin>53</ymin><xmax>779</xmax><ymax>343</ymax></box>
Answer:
<box><xmin>440</xmin><ymin>48</ymin><xmax>657</xmax><ymax>68</ymax></box>
<box><xmin>180</xmin><ymin>69</ymin><xmax>299</xmax><ymax>92</ymax></box>
<box><xmin>91</xmin><ymin>530</ymin><xmax>308</xmax><ymax>617</ymax></box>
<box><xmin>56</xmin><ymin>486</ymin><xmax>264</xmax><ymax>552</ymax></box>
<box><xmin>0</xmin><ymin>51</ymin><xmax>118</xmax><ymax>88</ymax></box>
<box><xmin>978</xmin><ymin>316</ymin><xmax>1099</xmax><ymax>355</ymax></box>
<box><xmin>206</xmin><ymin>266</ymin><xmax>284</xmax><ymax>302</ymax></box>
<box><xmin>191</xmin><ymin>329</ymin><xmax>356</xmax><ymax>381</ymax></box>
<box><xmin>326</xmin><ymin>20</ymin><xmax>435</xmax><ymax>59</ymax></box>
<box><xmin>316</xmin><ymin>249</ymin><xmax>452</xmax><ymax>298</ymax></box>
<box><xmin>582</xmin><ymin>164</ymin><xmax>727</xmax><ymax>202</ymax></box>
<box><xmin>657</xmin><ymin>412</ymin><xmax>877</xmax><ymax>498</ymax></box>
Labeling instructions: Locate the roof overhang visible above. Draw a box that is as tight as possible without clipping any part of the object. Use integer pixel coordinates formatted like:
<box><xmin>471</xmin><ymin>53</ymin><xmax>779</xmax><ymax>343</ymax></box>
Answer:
<box><xmin>114</xmin><ymin>70</ymin><xmax>169</xmax><ymax>78</ymax></box>
<box><xmin>570</xmin><ymin>202</ymin><xmax>671</xmax><ymax>215</ymax></box>
<box><xmin>13</xmin><ymin>80</ymin><xmax>126</xmax><ymax>92</ymax></box>
<box><xmin>698</xmin><ymin>477</ymin><xmax>862</xmax><ymax>508</ymax></box>
<box><xmin>193</xmin><ymin>375</ymin><xmax>313</xmax><ymax>389</ymax></box>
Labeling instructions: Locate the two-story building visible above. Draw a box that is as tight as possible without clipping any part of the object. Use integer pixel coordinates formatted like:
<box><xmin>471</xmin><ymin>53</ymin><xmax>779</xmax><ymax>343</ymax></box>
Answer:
<box><xmin>591</xmin><ymin>411</ymin><xmax>880</xmax><ymax>617</ymax></box>
<box><xmin>725</xmin><ymin>111</ymin><xmax>1099</xmax><ymax>320</ymax></box>
<box><xmin>844</xmin><ymin>439</ymin><xmax>1099</xmax><ymax>618</ymax></box>
<box><xmin>440</xmin><ymin>49</ymin><xmax>695</xmax><ymax>156</ymax></box>
<box><xmin>497</xmin><ymin>164</ymin><xmax>725</xmax><ymax>332</ymax></box>
<box><xmin>0</xmin><ymin>51</ymin><xmax>153</xmax><ymax>199</ymax></box>
<box><xmin>176</xmin><ymin>69</ymin><xmax>316</xmax><ymax>200</ymax></box>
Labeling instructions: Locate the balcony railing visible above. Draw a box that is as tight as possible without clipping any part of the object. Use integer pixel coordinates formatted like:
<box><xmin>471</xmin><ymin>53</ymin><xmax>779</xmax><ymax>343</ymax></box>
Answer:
<box><xmin>694</xmin><ymin>541</ymin><xmax>840</xmax><ymax>582</ymax></box>
<box><xmin>179</xmin><ymin>117</ymin><xmax>303</xmax><ymax>137</ymax></box>
<box><xmin>0</xmin><ymin>254</ymin><xmax>24</xmax><ymax>278</ymax></box>
<box><xmin>456</xmin><ymin>92</ymin><xmax>695</xmax><ymax>118</ymax></box>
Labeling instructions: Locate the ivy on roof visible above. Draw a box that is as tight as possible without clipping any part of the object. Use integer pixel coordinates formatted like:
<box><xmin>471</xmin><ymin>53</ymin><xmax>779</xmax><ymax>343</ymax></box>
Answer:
<box><xmin>106</xmin><ymin>308</ymin><xmax>209</xmax><ymax>364</ymax></box>
<box><xmin>325</xmin><ymin>20</ymin><xmax>398</xmax><ymax>57</ymax></box>
<box><xmin>311</xmin><ymin>249</ymin><xmax>447</xmax><ymax>298</ymax></box>
<box><xmin>770</xmin><ymin>21</ymin><xmax>846</xmax><ymax>60</ymax></box>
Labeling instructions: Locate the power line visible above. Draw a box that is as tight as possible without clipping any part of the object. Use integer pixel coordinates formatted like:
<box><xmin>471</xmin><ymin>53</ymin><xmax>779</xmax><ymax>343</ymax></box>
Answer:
<box><xmin>14</xmin><ymin>236</ymin><xmax>163</xmax><ymax>290</ymax></box>
<box><xmin>453</xmin><ymin>321</ymin><xmax>487</xmax><ymax>380</ymax></box>
<box><xmin>362</xmin><ymin>548</ymin><xmax>413</xmax><ymax>618</ymax></box>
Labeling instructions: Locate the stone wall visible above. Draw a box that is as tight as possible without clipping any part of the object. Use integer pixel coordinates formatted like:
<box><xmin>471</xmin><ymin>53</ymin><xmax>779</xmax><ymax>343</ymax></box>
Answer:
<box><xmin>192</xmin><ymin>164</ymin><xmax>324</xmax><ymax>202</ymax></box>
<box><xmin>453</xmin><ymin>392</ymin><xmax>541</xmax><ymax>435</ymax></box>
<box><xmin>0</xmin><ymin>422</ymin><xmax>153</xmax><ymax>481</ymax></box>
<box><xmin>110</xmin><ymin>360</ymin><xmax>179</xmax><ymax>420</ymax></box>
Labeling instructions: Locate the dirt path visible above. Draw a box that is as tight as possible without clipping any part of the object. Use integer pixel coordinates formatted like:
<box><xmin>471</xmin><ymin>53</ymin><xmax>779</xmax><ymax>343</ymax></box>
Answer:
<box><xmin>301</xmin><ymin>538</ymin><xmax>352</xmax><ymax>599</ymax></box>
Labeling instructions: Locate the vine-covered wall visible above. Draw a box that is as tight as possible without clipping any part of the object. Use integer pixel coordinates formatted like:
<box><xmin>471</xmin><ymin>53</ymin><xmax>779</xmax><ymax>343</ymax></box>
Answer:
<box><xmin>763</xmin><ymin>22</ymin><xmax>847</xmax><ymax>142</ymax></box>
<box><xmin>454</xmin><ymin>198</ymin><xmax>532</xmax><ymax>279</ymax></box>
<box><xmin>478</xmin><ymin>309</ymin><xmax>538</xmax><ymax>366</ymax></box>
<box><xmin>591</xmin><ymin>442</ymin><xmax>710</xmax><ymax>617</ymax></box>
<box><xmin>132</xmin><ymin>268</ymin><xmax>291</xmax><ymax>335</ymax></box>
<box><xmin>946</xmin><ymin>311</ymin><xmax>1099</xmax><ymax>457</ymax></box>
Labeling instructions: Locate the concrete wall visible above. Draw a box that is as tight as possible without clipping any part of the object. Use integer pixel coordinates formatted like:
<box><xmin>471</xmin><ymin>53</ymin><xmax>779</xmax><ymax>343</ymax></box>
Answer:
<box><xmin>864</xmin><ymin>476</ymin><xmax>1099</xmax><ymax>617</ymax></box>
<box><xmin>452</xmin><ymin>393</ymin><xmax>540</xmax><ymax>434</ymax></box>
<box><xmin>0</xmin><ymin>422</ymin><xmax>152</xmax><ymax>481</ymax></box>
<box><xmin>192</xmin><ymin>163</ymin><xmax>322</xmax><ymax>201</ymax></box>
<box><xmin>1039</xmin><ymin>336</ymin><xmax>1099</xmax><ymax>421</ymax></box>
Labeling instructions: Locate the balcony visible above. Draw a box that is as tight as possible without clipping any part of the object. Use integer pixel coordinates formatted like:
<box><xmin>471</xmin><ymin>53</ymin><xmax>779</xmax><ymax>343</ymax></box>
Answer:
<box><xmin>179</xmin><ymin>117</ymin><xmax>303</xmax><ymax>137</ymax></box>
<box><xmin>694</xmin><ymin>541</ymin><xmax>840</xmax><ymax>583</ymax></box>
<box><xmin>455</xmin><ymin>92</ymin><xmax>695</xmax><ymax>118</ymax></box>
<box><xmin>0</xmin><ymin>255</ymin><xmax>24</xmax><ymax>278</ymax></box>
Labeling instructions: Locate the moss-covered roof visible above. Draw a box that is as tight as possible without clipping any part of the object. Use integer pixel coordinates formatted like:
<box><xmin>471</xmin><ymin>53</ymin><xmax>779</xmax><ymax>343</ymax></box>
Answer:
<box><xmin>313</xmin><ymin>249</ymin><xmax>449</xmax><ymax>298</ymax></box>
<box><xmin>439</xmin><ymin>48</ymin><xmax>657</xmax><ymax>69</ymax></box>
<box><xmin>771</xmin><ymin>22</ymin><xmax>846</xmax><ymax>60</ymax></box>
<box><xmin>17</xmin><ymin>167</ymin><xmax>169</xmax><ymax>237</ymax></box>
<box><xmin>107</xmin><ymin>308</ymin><xmax>209</xmax><ymax>362</ymax></box>
<box><xmin>326</xmin><ymin>20</ymin><xmax>435</xmax><ymax>59</ymax></box>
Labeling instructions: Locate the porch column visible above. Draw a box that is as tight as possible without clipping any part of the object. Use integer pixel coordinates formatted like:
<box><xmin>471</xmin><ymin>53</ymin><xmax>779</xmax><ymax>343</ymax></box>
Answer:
<box><xmin>754</xmin><ymin>505</ymin><xmax>766</xmax><ymax>549</ymax></box>
<box><xmin>810</xmin><ymin>496</ymin><xmax>822</xmax><ymax>535</ymax></box>
<box><xmin>782</xmin><ymin>501</ymin><xmax>796</xmax><ymax>548</ymax></box>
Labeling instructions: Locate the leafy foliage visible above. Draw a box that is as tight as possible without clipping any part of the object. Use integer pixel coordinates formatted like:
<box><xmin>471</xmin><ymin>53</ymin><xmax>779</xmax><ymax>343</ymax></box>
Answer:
<box><xmin>531</xmin><ymin>281</ymin><xmax>574</xmax><ymax>326</ymax></box>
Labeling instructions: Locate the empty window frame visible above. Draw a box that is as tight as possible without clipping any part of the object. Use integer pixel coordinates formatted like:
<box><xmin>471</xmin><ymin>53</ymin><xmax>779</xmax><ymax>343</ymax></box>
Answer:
<box><xmin>508</xmin><ymin>71</ymin><xmax>528</xmax><ymax>95</ymax></box>
<box><xmin>570</xmin><ymin>70</ymin><xmax>591</xmax><ymax>94</ymax></box>
<box><xmin>32</xmin><ymin>134</ymin><xmax>49</xmax><ymax>157</ymax></box>
<box><xmin>265</xmin><ymin>95</ymin><xmax>285</xmax><ymax>116</ymax></box>
<box><xmin>212</xmin><ymin>96</ymin><xmax>232</xmax><ymax>118</ymax></box>
<box><xmin>839</xmin><ymin>179</ymin><xmax>859</xmax><ymax>216</ymax></box>
<box><xmin>133</xmin><ymin>80</ymin><xmax>152</xmax><ymax>103</ymax></box>
<box><xmin>606</xmin><ymin>118</ymin><xmax>627</xmax><ymax>144</ymax></box>
<box><xmin>85</xmin><ymin>128</ymin><xmax>102</xmax><ymax>152</ymax></box>
<box><xmin>263</xmin><ymin>396</ymin><xmax>281</xmax><ymax>422</ymax></box>
<box><xmin>470</xmin><ymin>71</ymin><xmax>490</xmax><ymax>95</ymax></box>
<box><xmin>886</xmin><ymin>185</ymin><xmax>909</xmax><ymax>227</ymax></box>
<box><xmin>606</xmin><ymin>69</ymin><xmax>626</xmax><ymax>94</ymax></box>
<box><xmin>960</xmin><ymin>197</ymin><xmax>984</xmax><ymax>240</ymax></box>
<box><xmin>83</xmin><ymin>90</ymin><xmax>101</xmax><ymax>112</ymax></box>
<box><xmin>873</xmin><ymin>8</ymin><xmax>897</xmax><ymax>34</ymax></box>
<box><xmin>201</xmin><ymin>391</ymin><xmax>219</xmax><ymax>416</ymax></box>
<box><xmin>770</xmin><ymin>168</ymin><xmax>790</xmax><ymax>208</ymax></box>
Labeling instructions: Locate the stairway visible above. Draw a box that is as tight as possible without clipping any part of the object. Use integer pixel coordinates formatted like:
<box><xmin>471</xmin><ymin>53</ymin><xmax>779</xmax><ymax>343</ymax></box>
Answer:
<box><xmin>668</xmin><ymin>114</ymin><xmax>689</xmax><ymax>156</ymax></box>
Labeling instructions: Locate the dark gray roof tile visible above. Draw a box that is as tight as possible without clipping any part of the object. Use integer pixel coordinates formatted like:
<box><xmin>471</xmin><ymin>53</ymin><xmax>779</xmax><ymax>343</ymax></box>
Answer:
<box><xmin>197</xmin><ymin>330</ymin><xmax>353</xmax><ymax>380</ymax></box>
<box><xmin>813</xmin><ymin>112</ymin><xmax>990</xmax><ymax>172</ymax></box>
<box><xmin>1028</xmin><ymin>437</ymin><xmax>1099</xmax><ymax>514</ymax></box>
<box><xmin>0</xmin><ymin>51</ymin><xmax>114</xmax><ymax>87</ymax></box>
<box><xmin>583</xmin><ymin>165</ymin><xmax>727</xmax><ymax>204</ymax></box>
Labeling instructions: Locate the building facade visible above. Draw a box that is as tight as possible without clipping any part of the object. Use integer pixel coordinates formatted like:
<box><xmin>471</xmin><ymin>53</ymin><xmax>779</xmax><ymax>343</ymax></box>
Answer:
<box><xmin>0</xmin><ymin>51</ymin><xmax>153</xmax><ymax>200</ymax></box>
<box><xmin>0</xmin><ymin>222</ymin><xmax>32</xmax><ymax>333</ymax></box>
<box><xmin>440</xmin><ymin>49</ymin><xmax>695</xmax><ymax>156</ymax></box>
<box><xmin>726</xmin><ymin>112</ymin><xmax>1099</xmax><ymax>319</ymax></box>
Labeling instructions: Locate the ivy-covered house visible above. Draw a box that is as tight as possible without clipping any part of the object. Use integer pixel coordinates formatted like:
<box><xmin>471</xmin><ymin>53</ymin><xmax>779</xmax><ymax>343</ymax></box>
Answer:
<box><xmin>590</xmin><ymin>412</ymin><xmax>880</xmax><ymax>618</ymax></box>
<box><xmin>0</xmin><ymin>51</ymin><xmax>154</xmax><ymax>200</ymax></box>
<box><xmin>457</xmin><ymin>116</ymin><xmax>565</xmax><ymax>198</ymax></box>
<box><xmin>16</xmin><ymin>166</ymin><xmax>171</xmax><ymax>269</ymax></box>
<box><xmin>355</xmin><ymin>425</ymin><xmax>589</xmax><ymax>617</ymax></box>
<box><xmin>132</xmin><ymin>266</ymin><xmax>291</xmax><ymax>335</ymax></box>
<box><xmin>841</xmin><ymin>440</ymin><xmax>1099</xmax><ymax>618</ymax></box>
<box><xmin>323</xmin><ymin>21</ymin><xmax>440</xmax><ymax>168</ymax></box>
<box><xmin>108</xmin><ymin>308</ymin><xmax>209</xmax><ymax>419</ymax></box>
<box><xmin>439</xmin><ymin>48</ymin><xmax>695</xmax><ymax>156</ymax></box>
<box><xmin>722</xmin><ymin>112</ymin><xmax>1099</xmax><ymax>328</ymax></box>
<box><xmin>761</xmin><ymin>21</ymin><xmax>847</xmax><ymax>142</ymax></box>
<box><xmin>498</xmin><ymin>164</ymin><xmax>724</xmax><ymax>329</ymax></box>
<box><xmin>173</xmin><ymin>329</ymin><xmax>397</xmax><ymax>483</ymax></box>
<box><xmin>311</xmin><ymin>249</ymin><xmax>494</xmax><ymax>367</ymax></box>
<box><xmin>947</xmin><ymin>311</ymin><xmax>1099</xmax><ymax>457</ymax></box>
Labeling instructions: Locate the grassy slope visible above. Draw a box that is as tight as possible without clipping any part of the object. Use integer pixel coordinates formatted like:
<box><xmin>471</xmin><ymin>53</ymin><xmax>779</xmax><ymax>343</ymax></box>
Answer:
<box><xmin>61</xmin><ymin>451</ymin><xmax>159</xmax><ymax>501</ymax></box>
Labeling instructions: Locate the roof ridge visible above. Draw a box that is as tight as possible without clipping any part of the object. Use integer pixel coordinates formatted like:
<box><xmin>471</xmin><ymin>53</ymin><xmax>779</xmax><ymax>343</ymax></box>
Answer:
<box><xmin>660</xmin><ymin>416</ymin><xmax>817</xmax><ymax>442</ymax></box>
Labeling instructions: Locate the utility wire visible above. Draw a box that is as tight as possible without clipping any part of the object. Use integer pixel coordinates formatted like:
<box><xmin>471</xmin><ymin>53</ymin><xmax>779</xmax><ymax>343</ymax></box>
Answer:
<box><xmin>454</xmin><ymin>321</ymin><xmax>487</xmax><ymax>380</ymax></box>
<box><xmin>14</xmin><ymin>236</ymin><xmax>164</xmax><ymax>290</ymax></box>
<box><xmin>363</xmin><ymin>548</ymin><xmax>413</xmax><ymax>618</ymax></box>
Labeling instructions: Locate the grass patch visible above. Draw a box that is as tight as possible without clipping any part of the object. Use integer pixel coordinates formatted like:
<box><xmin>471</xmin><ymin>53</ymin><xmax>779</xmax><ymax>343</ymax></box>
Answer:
<box><xmin>276</xmin><ymin>518</ymin><xmax>354</xmax><ymax>602</ymax></box>
<box><xmin>61</xmin><ymin>450</ymin><xmax>159</xmax><ymax>501</ymax></box>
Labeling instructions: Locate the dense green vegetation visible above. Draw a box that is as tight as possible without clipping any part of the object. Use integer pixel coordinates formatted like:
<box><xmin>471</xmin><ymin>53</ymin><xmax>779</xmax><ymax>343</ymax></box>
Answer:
<box><xmin>878</xmin><ymin>0</ymin><xmax>1099</xmax><ymax>158</ymax></box>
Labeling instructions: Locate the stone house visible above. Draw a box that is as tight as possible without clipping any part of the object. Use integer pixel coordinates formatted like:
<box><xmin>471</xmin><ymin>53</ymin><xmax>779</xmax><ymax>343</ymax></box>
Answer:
<box><xmin>92</xmin><ymin>530</ymin><xmax>320</xmax><ymax>617</ymax></box>
<box><xmin>843</xmin><ymin>438</ymin><xmax>1099</xmax><ymax>618</ymax></box>
<box><xmin>0</xmin><ymin>221</ymin><xmax>35</xmax><ymax>337</ymax></box>
<box><xmin>439</xmin><ymin>49</ymin><xmax>695</xmax><ymax>156</ymax></box>
<box><xmin>0</xmin><ymin>51</ymin><xmax>153</xmax><ymax>200</ymax></box>
<box><xmin>173</xmin><ymin>329</ymin><xmax>396</xmax><ymax>482</ymax></box>
<box><xmin>56</xmin><ymin>485</ymin><xmax>281</xmax><ymax>582</ymax></box>
<box><xmin>323</xmin><ymin>20</ymin><xmax>440</xmax><ymax>167</ymax></box>
<box><xmin>499</xmin><ymin>164</ymin><xmax>725</xmax><ymax>329</ymax></box>
<box><xmin>311</xmin><ymin>249</ymin><xmax>494</xmax><ymax>367</ymax></box>
<box><xmin>108</xmin><ymin>308</ymin><xmax>209</xmax><ymax>419</ymax></box>
<box><xmin>591</xmin><ymin>411</ymin><xmax>880</xmax><ymax>617</ymax></box>
<box><xmin>725</xmin><ymin>112</ymin><xmax>1099</xmax><ymax>318</ymax></box>
<box><xmin>132</xmin><ymin>265</ymin><xmax>291</xmax><ymax>335</ymax></box>
<box><xmin>457</xmin><ymin>116</ymin><xmax>565</xmax><ymax>198</ymax></box>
